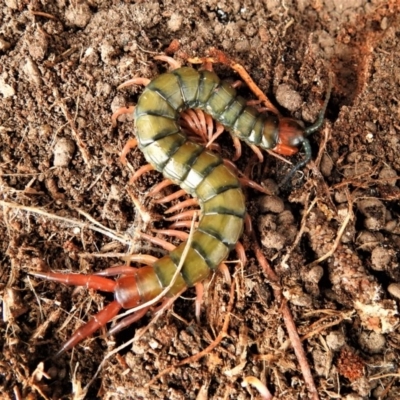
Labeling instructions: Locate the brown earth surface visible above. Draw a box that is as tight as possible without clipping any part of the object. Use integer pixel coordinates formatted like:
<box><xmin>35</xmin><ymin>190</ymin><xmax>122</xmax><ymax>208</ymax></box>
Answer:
<box><xmin>1</xmin><ymin>1</ymin><xmax>400</xmax><ymax>399</ymax></box>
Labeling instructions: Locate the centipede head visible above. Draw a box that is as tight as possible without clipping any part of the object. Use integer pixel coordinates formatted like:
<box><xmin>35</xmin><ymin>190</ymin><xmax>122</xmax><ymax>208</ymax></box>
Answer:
<box><xmin>277</xmin><ymin>117</ymin><xmax>306</xmax><ymax>149</ymax></box>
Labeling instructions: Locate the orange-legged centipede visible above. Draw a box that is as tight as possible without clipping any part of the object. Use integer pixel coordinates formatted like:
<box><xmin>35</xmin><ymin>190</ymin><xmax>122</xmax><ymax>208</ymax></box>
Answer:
<box><xmin>32</xmin><ymin>60</ymin><xmax>331</xmax><ymax>355</ymax></box>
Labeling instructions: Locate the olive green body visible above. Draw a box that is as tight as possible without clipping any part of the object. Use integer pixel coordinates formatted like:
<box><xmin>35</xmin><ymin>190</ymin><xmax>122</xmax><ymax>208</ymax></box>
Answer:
<box><xmin>133</xmin><ymin>67</ymin><xmax>279</xmax><ymax>302</ymax></box>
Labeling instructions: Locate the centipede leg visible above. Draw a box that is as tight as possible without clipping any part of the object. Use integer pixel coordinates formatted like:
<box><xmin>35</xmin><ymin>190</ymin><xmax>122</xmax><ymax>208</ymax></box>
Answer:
<box><xmin>218</xmin><ymin>263</ymin><xmax>231</xmax><ymax>285</ymax></box>
<box><xmin>30</xmin><ymin>272</ymin><xmax>117</xmax><ymax>292</ymax></box>
<box><xmin>223</xmin><ymin>159</ymin><xmax>271</xmax><ymax>195</ymax></box>
<box><xmin>231</xmin><ymin>136</ymin><xmax>242</xmax><ymax>161</ymax></box>
<box><xmin>130</xmin><ymin>164</ymin><xmax>155</xmax><ymax>184</ymax></box>
<box><xmin>153</xmin><ymin>188</ymin><xmax>186</xmax><ymax>204</ymax></box>
<box><xmin>168</xmin><ymin>220</ymin><xmax>194</xmax><ymax>229</ymax></box>
<box><xmin>139</xmin><ymin>232</ymin><xmax>176</xmax><ymax>252</ymax></box>
<box><xmin>117</xmin><ymin>77</ymin><xmax>151</xmax><ymax>90</ymax></box>
<box><xmin>152</xmin><ymin>229</ymin><xmax>189</xmax><ymax>242</ymax></box>
<box><xmin>180</xmin><ymin>109</ymin><xmax>204</xmax><ymax>138</ymax></box>
<box><xmin>249</xmin><ymin>144</ymin><xmax>264</xmax><ymax>163</ymax></box>
<box><xmin>195</xmin><ymin>282</ymin><xmax>204</xmax><ymax>324</ymax></box>
<box><xmin>180</xmin><ymin>109</ymin><xmax>221</xmax><ymax>153</ymax></box>
<box><xmin>188</xmin><ymin>49</ymin><xmax>279</xmax><ymax>114</ymax></box>
<box><xmin>111</xmin><ymin>105</ymin><xmax>135</xmax><ymax>127</ymax></box>
<box><xmin>148</xmin><ymin>178</ymin><xmax>175</xmax><ymax>197</ymax></box>
<box><xmin>165</xmin><ymin>209</ymin><xmax>198</xmax><ymax>222</ymax></box>
<box><xmin>154</xmin><ymin>55</ymin><xmax>182</xmax><ymax>70</ymax></box>
<box><xmin>206</xmin><ymin>121</ymin><xmax>225</xmax><ymax>149</ymax></box>
<box><xmin>120</xmin><ymin>138</ymin><xmax>138</xmax><ymax>165</ymax></box>
<box><xmin>235</xmin><ymin>241</ymin><xmax>247</xmax><ymax>267</ymax></box>
<box><xmin>107</xmin><ymin>306</ymin><xmax>150</xmax><ymax>337</ymax></box>
<box><xmin>57</xmin><ymin>300</ymin><xmax>122</xmax><ymax>356</ymax></box>
<box><xmin>164</xmin><ymin>198</ymin><xmax>199</xmax><ymax>214</ymax></box>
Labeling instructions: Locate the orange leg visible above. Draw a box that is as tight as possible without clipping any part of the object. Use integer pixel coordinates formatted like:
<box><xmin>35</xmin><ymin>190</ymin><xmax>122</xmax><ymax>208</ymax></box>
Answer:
<box><xmin>148</xmin><ymin>179</ymin><xmax>175</xmax><ymax>197</ymax></box>
<box><xmin>117</xmin><ymin>77</ymin><xmax>150</xmax><ymax>90</ymax></box>
<box><xmin>235</xmin><ymin>241</ymin><xmax>247</xmax><ymax>266</ymax></box>
<box><xmin>164</xmin><ymin>209</ymin><xmax>198</xmax><ymax>222</ymax></box>
<box><xmin>30</xmin><ymin>271</ymin><xmax>122</xmax><ymax>355</ymax></box>
<box><xmin>154</xmin><ymin>55</ymin><xmax>182</xmax><ymax>70</ymax></box>
<box><xmin>58</xmin><ymin>301</ymin><xmax>122</xmax><ymax>355</ymax></box>
<box><xmin>154</xmin><ymin>188</ymin><xmax>186</xmax><ymax>204</ymax></box>
<box><xmin>111</xmin><ymin>105</ymin><xmax>135</xmax><ymax>128</ymax></box>
<box><xmin>152</xmin><ymin>229</ymin><xmax>189</xmax><ymax>242</ymax></box>
<box><xmin>129</xmin><ymin>164</ymin><xmax>154</xmax><ymax>184</ymax></box>
<box><xmin>188</xmin><ymin>48</ymin><xmax>280</xmax><ymax>115</ymax></box>
<box><xmin>107</xmin><ymin>306</ymin><xmax>149</xmax><ymax>337</ymax></box>
<box><xmin>120</xmin><ymin>138</ymin><xmax>138</xmax><ymax>165</ymax></box>
<box><xmin>138</xmin><ymin>232</ymin><xmax>176</xmax><ymax>252</ymax></box>
<box><xmin>165</xmin><ymin>198</ymin><xmax>199</xmax><ymax>214</ymax></box>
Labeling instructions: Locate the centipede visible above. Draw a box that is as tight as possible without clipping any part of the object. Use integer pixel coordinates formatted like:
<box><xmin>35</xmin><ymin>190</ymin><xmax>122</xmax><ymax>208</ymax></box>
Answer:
<box><xmin>31</xmin><ymin>55</ymin><xmax>331</xmax><ymax>355</ymax></box>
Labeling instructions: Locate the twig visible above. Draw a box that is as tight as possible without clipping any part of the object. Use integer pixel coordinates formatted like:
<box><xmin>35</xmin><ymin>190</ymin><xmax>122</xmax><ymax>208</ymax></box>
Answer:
<box><xmin>306</xmin><ymin>187</ymin><xmax>353</xmax><ymax>268</ymax></box>
<box><xmin>253</xmin><ymin>232</ymin><xmax>320</xmax><ymax>400</ymax></box>
<box><xmin>0</xmin><ymin>200</ymin><xmax>130</xmax><ymax>244</ymax></box>
<box><xmin>146</xmin><ymin>276</ymin><xmax>236</xmax><ymax>386</ymax></box>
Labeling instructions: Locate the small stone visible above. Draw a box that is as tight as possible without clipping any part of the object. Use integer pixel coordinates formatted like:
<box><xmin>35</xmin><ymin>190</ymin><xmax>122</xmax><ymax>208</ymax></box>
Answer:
<box><xmin>0</xmin><ymin>37</ymin><xmax>11</xmax><ymax>52</ymax></box>
<box><xmin>320</xmin><ymin>154</ymin><xmax>334</xmax><ymax>177</ymax></box>
<box><xmin>0</xmin><ymin>74</ymin><xmax>15</xmax><ymax>97</ymax></box>
<box><xmin>358</xmin><ymin>331</ymin><xmax>385</xmax><ymax>354</ymax></box>
<box><xmin>326</xmin><ymin>330</ymin><xmax>345</xmax><ymax>351</ymax></box>
<box><xmin>370</xmin><ymin>247</ymin><xmax>395</xmax><ymax>271</ymax></box>
<box><xmin>23</xmin><ymin>57</ymin><xmax>42</xmax><ymax>85</ymax></box>
<box><xmin>379</xmin><ymin>167</ymin><xmax>397</xmax><ymax>186</ymax></box>
<box><xmin>168</xmin><ymin>13</ymin><xmax>183</xmax><ymax>32</ymax></box>
<box><xmin>355</xmin><ymin>230</ymin><xmax>382</xmax><ymax>251</ymax></box>
<box><xmin>275</xmin><ymin>84</ymin><xmax>302</xmax><ymax>112</ymax></box>
<box><xmin>334</xmin><ymin>189</ymin><xmax>348</xmax><ymax>203</ymax></box>
<box><xmin>258</xmin><ymin>195</ymin><xmax>284</xmax><ymax>214</ymax></box>
<box><xmin>358</xmin><ymin>198</ymin><xmax>386</xmax><ymax>231</ymax></box>
<box><xmin>65</xmin><ymin>3</ymin><xmax>92</xmax><ymax>28</ymax></box>
<box><xmin>388</xmin><ymin>283</ymin><xmax>400</xmax><ymax>300</ymax></box>
<box><xmin>307</xmin><ymin>266</ymin><xmax>324</xmax><ymax>284</ymax></box>
<box><xmin>53</xmin><ymin>138</ymin><xmax>76</xmax><ymax>167</ymax></box>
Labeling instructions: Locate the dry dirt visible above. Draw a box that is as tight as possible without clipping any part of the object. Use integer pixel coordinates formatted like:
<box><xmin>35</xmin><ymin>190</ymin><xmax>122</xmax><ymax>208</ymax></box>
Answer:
<box><xmin>1</xmin><ymin>1</ymin><xmax>400</xmax><ymax>399</ymax></box>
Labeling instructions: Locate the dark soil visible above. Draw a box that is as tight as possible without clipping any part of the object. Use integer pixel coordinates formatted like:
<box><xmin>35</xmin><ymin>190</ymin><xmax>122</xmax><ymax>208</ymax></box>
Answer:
<box><xmin>1</xmin><ymin>1</ymin><xmax>400</xmax><ymax>399</ymax></box>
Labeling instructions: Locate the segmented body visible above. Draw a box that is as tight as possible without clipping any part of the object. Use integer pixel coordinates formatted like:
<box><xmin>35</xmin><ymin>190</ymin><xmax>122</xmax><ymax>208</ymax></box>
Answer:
<box><xmin>128</xmin><ymin>66</ymin><xmax>293</xmax><ymax>304</ymax></box>
<box><xmin>33</xmin><ymin>64</ymin><xmax>330</xmax><ymax>354</ymax></box>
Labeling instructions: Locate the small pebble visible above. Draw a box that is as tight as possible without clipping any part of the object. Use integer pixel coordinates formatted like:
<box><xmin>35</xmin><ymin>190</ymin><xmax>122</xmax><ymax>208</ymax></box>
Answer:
<box><xmin>320</xmin><ymin>154</ymin><xmax>334</xmax><ymax>177</ymax></box>
<box><xmin>168</xmin><ymin>13</ymin><xmax>183</xmax><ymax>32</ymax></box>
<box><xmin>275</xmin><ymin>84</ymin><xmax>302</xmax><ymax>112</ymax></box>
<box><xmin>358</xmin><ymin>198</ymin><xmax>386</xmax><ymax>231</ymax></box>
<box><xmin>355</xmin><ymin>230</ymin><xmax>382</xmax><ymax>251</ymax></box>
<box><xmin>370</xmin><ymin>247</ymin><xmax>394</xmax><ymax>271</ymax></box>
<box><xmin>388</xmin><ymin>283</ymin><xmax>400</xmax><ymax>300</ymax></box>
<box><xmin>65</xmin><ymin>3</ymin><xmax>92</xmax><ymax>28</ymax></box>
<box><xmin>307</xmin><ymin>266</ymin><xmax>324</xmax><ymax>284</ymax></box>
<box><xmin>283</xmin><ymin>286</ymin><xmax>312</xmax><ymax>307</ymax></box>
<box><xmin>278</xmin><ymin>210</ymin><xmax>295</xmax><ymax>225</ymax></box>
<box><xmin>379</xmin><ymin>167</ymin><xmax>397</xmax><ymax>186</ymax></box>
<box><xmin>53</xmin><ymin>138</ymin><xmax>76</xmax><ymax>167</ymax></box>
<box><xmin>0</xmin><ymin>37</ymin><xmax>11</xmax><ymax>52</ymax></box>
<box><xmin>258</xmin><ymin>195</ymin><xmax>284</xmax><ymax>214</ymax></box>
<box><xmin>326</xmin><ymin>330</ymin><xmax>345</xmax><ymax>351</ymax></box>
<box><xmin>23</xmin><ymin>57</ymin><xmax>42</xmax><ymax>85</ymax></box>
<box><xmin>358</xmin><ymin>331</ymin><xmax>385</xmax><ymax>354</ymax></box>
<box><xmin>334</xmin><ymin>189</ymin><xmax>348</xmax><ymax>203</ymax></box>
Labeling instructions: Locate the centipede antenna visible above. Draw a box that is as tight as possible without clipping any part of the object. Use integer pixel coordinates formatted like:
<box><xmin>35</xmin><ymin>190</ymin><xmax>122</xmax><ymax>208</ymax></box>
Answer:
<box><xmin>304</xmin><ymin>73</ymin><xmax>333</xmax><ymax>136</ymax></box>
<box><xmin>281</xmin><ymin>73</ymin><xmax>333</xmax><ymax>188</ymax></box>
<box><xmin>279</xmin><ymin>138</ymin><xmax>312</xmax><ymax>188</ymax></box>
